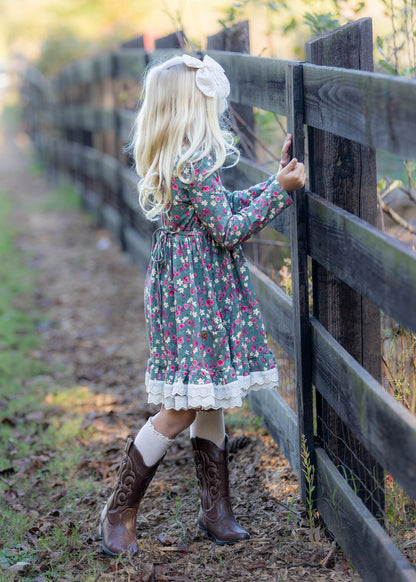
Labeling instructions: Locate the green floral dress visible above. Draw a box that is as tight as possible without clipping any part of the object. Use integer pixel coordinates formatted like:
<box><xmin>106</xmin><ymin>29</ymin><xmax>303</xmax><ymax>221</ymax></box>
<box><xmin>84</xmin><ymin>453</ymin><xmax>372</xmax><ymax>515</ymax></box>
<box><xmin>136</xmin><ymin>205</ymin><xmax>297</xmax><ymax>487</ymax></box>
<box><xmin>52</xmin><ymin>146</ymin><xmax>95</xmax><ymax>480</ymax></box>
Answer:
<box><xmin>144</xmin><ymin>155</ymin><xmax>293</xmax><ymax>410</ymax></box>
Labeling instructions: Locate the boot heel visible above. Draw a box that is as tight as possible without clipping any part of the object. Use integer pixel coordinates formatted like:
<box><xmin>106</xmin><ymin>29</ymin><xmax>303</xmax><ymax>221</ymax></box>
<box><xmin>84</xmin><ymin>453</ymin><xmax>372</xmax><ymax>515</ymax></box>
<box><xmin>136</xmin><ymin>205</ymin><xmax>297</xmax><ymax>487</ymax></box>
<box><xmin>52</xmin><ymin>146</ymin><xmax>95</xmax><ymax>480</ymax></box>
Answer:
<box><xmin>191</xmin><ymin>435</ymin><xmax>250</xmax><ymax>545</ymax></box>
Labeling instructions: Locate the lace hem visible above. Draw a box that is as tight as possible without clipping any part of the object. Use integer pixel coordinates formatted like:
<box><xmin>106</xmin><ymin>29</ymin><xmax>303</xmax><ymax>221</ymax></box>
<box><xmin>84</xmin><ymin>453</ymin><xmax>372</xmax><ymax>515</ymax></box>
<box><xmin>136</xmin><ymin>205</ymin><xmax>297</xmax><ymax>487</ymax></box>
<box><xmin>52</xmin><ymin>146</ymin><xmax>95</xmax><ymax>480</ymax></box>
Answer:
<box><xmin>145</xmin><ymin>368</ymin><xmax>279</xmax><ymax>410</ymax></box>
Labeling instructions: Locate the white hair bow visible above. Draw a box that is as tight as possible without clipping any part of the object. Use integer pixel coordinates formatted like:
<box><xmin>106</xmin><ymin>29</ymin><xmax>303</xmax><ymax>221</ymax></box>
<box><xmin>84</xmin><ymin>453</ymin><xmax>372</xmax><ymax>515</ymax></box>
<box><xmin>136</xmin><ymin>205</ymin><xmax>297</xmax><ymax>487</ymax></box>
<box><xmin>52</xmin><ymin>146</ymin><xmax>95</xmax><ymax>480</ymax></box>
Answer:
<box><xmin>182</xmin><ymin>54</ymin><xmax>230</xmax><ymax>100</ymax></box>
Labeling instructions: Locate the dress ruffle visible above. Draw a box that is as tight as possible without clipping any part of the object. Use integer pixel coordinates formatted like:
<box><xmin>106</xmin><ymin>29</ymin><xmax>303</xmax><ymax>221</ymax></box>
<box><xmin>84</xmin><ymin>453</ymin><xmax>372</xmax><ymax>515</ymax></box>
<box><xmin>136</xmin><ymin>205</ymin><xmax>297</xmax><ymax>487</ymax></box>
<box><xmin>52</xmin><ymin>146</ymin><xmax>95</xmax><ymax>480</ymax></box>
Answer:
<box><xmin>145</xmin><ymin>367</ymin><xmax>279</xmax><ymax>410</ymax></box>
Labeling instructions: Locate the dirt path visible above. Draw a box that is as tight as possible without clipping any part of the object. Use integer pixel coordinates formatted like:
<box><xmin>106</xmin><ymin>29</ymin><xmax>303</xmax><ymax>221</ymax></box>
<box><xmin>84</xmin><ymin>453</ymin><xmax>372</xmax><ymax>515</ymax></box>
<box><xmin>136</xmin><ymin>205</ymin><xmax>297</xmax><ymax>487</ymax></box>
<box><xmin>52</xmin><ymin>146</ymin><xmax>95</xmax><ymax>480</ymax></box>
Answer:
<box><xmin>0</xmin><ymin>125</ymin><xmax>361</xmax><ymax>581</ymax></box>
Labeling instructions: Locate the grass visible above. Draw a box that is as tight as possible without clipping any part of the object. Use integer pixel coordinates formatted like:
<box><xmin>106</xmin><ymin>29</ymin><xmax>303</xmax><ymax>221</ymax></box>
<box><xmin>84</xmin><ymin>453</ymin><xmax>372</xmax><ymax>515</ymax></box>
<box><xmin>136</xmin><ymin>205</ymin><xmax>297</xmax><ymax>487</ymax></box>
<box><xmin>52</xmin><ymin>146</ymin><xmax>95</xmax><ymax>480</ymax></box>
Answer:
<box><xmin>0</xmin><ymin>188</ymin><xmax>106</xmax><ymax>581</ymax></box>
<box><xmin>37</xmin><ymin>182</ymin><xmax>82</xmax><ymax>213</ymax></box>
<box><xmin>225</xmin><ymin>401</ymin><xmax>265</xmax><ymax>435</ymax></box>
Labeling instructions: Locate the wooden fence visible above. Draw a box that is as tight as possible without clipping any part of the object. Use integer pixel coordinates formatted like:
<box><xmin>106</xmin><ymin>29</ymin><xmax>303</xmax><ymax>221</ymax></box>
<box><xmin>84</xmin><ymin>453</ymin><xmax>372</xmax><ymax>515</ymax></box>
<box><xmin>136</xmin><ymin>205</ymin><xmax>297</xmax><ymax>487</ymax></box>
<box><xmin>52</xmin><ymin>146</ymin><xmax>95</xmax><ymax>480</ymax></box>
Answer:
<box><xmin>21</xmin><ymin>17</ymin><xmax>416</xmax><ymax>582</ymax></box>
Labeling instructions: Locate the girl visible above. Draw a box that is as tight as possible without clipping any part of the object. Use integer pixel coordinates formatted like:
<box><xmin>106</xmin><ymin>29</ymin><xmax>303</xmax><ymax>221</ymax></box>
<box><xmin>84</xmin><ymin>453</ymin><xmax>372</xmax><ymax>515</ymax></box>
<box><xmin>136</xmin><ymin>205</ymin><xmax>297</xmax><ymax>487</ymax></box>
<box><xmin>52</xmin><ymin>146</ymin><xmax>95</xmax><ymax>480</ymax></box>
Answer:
<box><xmin>100</xmin><ymin>54</ymin><xmax>305</xmax><ymax>556</ymax></box>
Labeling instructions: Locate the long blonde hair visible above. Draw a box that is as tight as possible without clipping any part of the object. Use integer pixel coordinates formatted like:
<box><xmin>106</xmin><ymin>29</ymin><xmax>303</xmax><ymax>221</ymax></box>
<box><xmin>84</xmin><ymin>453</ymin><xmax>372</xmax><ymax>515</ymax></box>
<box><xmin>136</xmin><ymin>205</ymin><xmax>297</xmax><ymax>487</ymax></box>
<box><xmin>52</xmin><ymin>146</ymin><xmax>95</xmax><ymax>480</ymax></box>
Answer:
<box><xmin>133</xmin><ymin>56</ymin><xmax>239</xmax><ymax>221</ymax></box>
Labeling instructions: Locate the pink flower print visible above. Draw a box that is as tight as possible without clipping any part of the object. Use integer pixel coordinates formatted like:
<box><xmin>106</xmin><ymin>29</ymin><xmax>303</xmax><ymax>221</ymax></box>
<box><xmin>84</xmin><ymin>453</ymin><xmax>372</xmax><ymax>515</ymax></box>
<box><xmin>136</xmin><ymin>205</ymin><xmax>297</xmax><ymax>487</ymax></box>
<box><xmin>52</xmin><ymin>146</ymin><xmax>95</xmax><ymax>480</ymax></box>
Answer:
<box><xmin>178</xmin><ymin>323</ymin><xmax>185</xmax><ymax>330</ymax></box>
<box><xmin>217</xmin><ymin>359</ymin><xmax>224</xmax><ymax>366</ymax></box>
<box><xmin>206</xmin><ymin>299</ymin><xmax>214</xmax><ymax>307</ymax></box>
<box><xmin>183</xmin><ymin>276</ymin><xmax>190</xmax><ymax>284</ymax></box>
<box><xmin>172</xmin><ymin>183</ymin><xmax>179</xmax><ymax>191</ymax></box>
<box><xmin>178</xmin><ymin>337</ymin><xmax>184</xmax><ymax>344</ymax></box>
<box><xmin>203</xmin><ymin>186</ymin><xmax>210</xmax><ymax>193</ymax></box>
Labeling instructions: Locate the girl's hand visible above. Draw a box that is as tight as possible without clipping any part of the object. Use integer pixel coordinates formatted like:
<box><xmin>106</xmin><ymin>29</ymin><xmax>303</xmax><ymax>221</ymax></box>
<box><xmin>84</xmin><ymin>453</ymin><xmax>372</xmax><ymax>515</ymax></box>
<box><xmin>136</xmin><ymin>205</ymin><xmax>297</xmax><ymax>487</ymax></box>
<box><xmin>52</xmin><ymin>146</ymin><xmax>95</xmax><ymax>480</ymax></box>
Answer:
<box><xmin>278</xmin><ymin>133</ymin><xmax>292</xmax><ymax>172</ymax></box>
<box><xmin>276</xmin><ymin>157</ymin><xmax>305</xmax><ymax>193</ymax></box>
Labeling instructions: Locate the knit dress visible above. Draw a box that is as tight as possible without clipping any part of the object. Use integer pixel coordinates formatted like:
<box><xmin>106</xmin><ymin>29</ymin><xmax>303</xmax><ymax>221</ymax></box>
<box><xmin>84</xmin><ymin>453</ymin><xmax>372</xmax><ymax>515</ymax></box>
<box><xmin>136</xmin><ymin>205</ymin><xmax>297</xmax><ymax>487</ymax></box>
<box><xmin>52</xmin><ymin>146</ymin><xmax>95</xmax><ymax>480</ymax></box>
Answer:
<box><xmin>144</xmin><ymin>155</ymin><xmax>293</xmax><ymax>410</ymax></box>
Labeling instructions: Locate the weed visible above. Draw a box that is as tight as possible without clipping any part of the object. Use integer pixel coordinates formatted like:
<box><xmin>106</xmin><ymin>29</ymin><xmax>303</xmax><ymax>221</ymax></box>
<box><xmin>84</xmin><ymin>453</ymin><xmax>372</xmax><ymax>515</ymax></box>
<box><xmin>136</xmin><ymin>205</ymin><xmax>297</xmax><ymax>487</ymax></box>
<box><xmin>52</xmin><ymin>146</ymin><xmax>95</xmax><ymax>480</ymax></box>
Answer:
<box><xmin>300</xmin><ymin>434</ymin><xmax>316</xmax><ymax>543</ymax></box>
<box><xmin>277</xmin><ymin>496</ymin><xmax>296</xmax><ymax>551</ymax></box>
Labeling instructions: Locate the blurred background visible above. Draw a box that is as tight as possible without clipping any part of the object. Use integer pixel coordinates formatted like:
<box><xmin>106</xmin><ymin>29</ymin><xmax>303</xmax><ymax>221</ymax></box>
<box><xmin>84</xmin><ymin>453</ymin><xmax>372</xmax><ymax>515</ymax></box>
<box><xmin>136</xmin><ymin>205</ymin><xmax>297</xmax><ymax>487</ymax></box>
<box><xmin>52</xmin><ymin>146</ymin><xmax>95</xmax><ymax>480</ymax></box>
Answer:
<box><xmin>0</xmin><ymin>0</ymin><xmax>396</xmax><ymax>74</ymax></box>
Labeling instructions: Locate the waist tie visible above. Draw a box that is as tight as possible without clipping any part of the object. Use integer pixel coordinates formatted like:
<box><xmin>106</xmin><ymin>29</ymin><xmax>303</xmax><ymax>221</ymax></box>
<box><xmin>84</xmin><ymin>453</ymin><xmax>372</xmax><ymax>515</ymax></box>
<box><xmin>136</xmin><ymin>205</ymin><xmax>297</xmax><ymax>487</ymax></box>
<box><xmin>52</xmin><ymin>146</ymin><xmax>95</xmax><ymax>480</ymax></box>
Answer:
<box><xmin>151</xmin><ymin>227</ymin><xmax>197</xmax><ymax>269</ymax></box>
<box><xmin>151</xmin><ymin>228</ymin><xmax>198</xmax><ymax>309</ymax></box>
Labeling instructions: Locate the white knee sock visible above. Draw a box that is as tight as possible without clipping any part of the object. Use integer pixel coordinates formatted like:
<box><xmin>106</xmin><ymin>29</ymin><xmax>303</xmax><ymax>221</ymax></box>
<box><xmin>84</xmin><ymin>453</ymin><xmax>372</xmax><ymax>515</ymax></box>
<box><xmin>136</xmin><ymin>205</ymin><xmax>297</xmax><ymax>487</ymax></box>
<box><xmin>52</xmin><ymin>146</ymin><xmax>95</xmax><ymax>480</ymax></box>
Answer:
<box><xmin>134</xmin><ymin>418</ymin><xmax>174</xmax><ymax>467</ymax></box>
<box><xmin>190</xmin><ymin>409</ymin><xmax>225</xmax><ymax>448</ymax></box>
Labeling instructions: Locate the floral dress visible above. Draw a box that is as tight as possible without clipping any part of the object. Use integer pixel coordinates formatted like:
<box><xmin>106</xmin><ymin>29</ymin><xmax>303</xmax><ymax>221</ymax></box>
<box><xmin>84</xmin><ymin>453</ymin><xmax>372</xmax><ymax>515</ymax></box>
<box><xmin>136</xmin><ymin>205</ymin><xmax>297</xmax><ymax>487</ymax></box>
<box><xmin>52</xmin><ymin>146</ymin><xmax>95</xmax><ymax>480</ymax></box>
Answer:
<box><xmin>144</xmin><ymin>155</ymin><xmax>293</xmax><ymax>410</ymax></box>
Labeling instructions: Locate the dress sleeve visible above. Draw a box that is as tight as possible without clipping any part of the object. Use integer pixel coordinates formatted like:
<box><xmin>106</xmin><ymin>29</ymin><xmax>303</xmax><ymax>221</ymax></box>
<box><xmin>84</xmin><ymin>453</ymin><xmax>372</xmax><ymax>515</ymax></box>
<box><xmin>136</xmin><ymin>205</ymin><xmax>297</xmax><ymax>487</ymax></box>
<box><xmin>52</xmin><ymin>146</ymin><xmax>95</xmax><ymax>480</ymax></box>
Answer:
<box><xmin>223</xmin><ymin>174</ymin><xmax>277</xmax><ymax>213</ymax></box>
<box><xmin>185</xmin><ymin>157</ymin><xmax>293</xmax><ymax>250</ymax></box>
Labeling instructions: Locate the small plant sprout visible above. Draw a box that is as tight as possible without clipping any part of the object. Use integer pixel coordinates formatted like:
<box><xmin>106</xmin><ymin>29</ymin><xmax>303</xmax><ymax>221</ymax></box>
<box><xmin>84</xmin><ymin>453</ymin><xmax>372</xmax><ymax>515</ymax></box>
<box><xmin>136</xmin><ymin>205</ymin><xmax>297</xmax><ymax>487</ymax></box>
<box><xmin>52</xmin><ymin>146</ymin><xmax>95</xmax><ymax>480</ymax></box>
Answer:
<box><xmin>300</xmin><ymin>434</ymin><xmax>316</xmax><ymax>543</ymax></box>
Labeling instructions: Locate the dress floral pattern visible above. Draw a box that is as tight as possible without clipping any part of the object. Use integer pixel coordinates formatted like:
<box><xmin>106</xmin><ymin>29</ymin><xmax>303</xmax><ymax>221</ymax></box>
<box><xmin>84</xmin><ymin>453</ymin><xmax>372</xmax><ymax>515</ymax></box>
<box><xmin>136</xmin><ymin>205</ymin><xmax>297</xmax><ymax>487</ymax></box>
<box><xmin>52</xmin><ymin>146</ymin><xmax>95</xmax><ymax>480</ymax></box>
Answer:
<box><xmin>144</xmin><ymin>155</ymin><xmax>293</xmax><ymax>410</ymax></box>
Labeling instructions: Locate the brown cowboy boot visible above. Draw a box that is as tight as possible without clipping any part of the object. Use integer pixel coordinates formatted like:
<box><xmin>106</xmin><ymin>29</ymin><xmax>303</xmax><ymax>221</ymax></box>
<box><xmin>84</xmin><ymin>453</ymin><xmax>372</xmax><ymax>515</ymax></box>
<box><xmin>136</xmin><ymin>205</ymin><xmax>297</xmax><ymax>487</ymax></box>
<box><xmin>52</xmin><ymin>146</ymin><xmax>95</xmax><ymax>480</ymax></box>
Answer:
<box><xmin>99</xmin><ymin>437</ymin><xmax>163</xmax><ymax>556</ymax></box>
<box><xmin>191</xmin><ymin>435</ymin><xmax>250</xmax><ymax>545</ymax></box>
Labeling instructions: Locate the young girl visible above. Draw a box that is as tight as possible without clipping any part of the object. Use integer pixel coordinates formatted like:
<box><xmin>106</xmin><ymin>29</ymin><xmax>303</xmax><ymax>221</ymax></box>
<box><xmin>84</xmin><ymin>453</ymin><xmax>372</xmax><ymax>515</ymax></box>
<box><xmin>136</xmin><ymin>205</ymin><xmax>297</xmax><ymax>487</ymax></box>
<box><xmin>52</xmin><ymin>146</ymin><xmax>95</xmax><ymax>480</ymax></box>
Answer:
<box><xmin>100</xmin><ymin>54</ymin><xmax>305</xmax><ymax>556</ymax></box>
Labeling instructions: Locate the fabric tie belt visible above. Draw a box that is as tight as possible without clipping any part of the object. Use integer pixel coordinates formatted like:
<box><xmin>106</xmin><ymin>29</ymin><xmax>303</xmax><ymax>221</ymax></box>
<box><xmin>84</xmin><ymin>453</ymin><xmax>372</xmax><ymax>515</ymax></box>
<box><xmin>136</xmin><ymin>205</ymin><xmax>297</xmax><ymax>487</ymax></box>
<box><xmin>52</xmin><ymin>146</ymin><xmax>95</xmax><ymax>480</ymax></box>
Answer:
<box><xmin>151</xmin><ymin>227</ymin><xmax>197</xmax><ymax>269</ymax></box>
<box><xmin>151</xmin><ymin>227</ymin><xmax>198</xmax><ymax>313</ymax></box>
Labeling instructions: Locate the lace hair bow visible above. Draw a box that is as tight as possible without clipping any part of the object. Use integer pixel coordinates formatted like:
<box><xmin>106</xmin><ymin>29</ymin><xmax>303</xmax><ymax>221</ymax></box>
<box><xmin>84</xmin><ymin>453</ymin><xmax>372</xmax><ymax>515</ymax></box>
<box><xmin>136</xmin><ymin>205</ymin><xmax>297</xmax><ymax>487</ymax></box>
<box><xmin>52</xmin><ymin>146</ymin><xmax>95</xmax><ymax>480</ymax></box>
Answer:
<box><xmin>182</xmin><ymin>54</ymin><xmax>230</xmax><ymax>100</ymax></box>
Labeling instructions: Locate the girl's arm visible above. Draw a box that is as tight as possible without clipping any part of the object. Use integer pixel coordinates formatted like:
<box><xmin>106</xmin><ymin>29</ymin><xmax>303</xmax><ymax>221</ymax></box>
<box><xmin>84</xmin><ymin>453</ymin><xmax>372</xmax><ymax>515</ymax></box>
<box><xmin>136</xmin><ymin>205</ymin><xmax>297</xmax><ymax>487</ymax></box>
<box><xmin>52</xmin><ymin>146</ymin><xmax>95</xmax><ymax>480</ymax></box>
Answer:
<box><xmin>223</xmin><ymin>133</ymin><xmax>294</xmax><ymax>212</ymax></box>
<box><xmin>187</xmin><ymin>157</ymin><xmax>303</xmax><ymax>250</ymax></box>
<box><xmin>222</xmin><ymin>174</ymin><xmax>277</xmax><ymax>213</ymax></box>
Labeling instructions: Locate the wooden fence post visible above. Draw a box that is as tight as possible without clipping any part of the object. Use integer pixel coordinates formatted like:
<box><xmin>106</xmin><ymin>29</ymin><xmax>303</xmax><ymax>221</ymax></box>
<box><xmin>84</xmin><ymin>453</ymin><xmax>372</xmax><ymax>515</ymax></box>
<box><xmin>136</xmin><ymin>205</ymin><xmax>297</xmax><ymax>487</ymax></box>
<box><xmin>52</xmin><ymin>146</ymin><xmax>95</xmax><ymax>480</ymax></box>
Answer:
<box><xmin>305</xmin><ymin>18</ymin><xmax>384</xmax><ymax>516</ymax></box>
<box><xmin>207</xmin><ymin>21</ymin><xmax>255</xmax><ymax>160</ymax></box>
<box><xmin>286</xmin><ymin>63</ymin><xmax>313</xmax><ymax>502</ymax></box>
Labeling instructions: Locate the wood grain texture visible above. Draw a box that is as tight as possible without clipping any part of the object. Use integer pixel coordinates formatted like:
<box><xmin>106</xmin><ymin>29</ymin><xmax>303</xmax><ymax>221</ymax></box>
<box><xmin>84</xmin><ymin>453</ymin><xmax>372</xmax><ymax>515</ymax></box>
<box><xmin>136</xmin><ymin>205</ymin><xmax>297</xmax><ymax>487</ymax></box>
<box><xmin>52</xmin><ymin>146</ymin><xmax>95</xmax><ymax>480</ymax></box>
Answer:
<box><xmin>308</xmin><ymin>192</ymin><xmax>416</xmax><ymax>334</ymax></box>
<box><xmin>312</xmin><ymin>317</ymin><xmax>416</xmax><ymax>499</ymax></box>
<box><xmin>205</xmin><ymin>50</ymin><xmax>289</xmax><ymax>114</ymax></box>
<box><xmin>303</xmin><ymin>64</ymin><xmax>416</xmax><ymax>160</ymax></box>
<box><xmin>50</xmin><ymin>43</ymin><xmax>416</xmax><ymax>161</ymax></box>
<box><xmin>316</xmin><ymin>448</ymin><xmax>416</xmax><ymax>582</ymax></box>
<box><xmin>306</xmin><ymin>17</ymin><xmax>384</xmax><ymax>520</ymax></box>
<box><xmin>248</xmin><ymin>389</ymin><xmax>300</xmax><ymax>476</ymax></box>
<box><xmin>286</xmin><ymin>62</ymin><xmax>314</xmax><ymax>502</ymax></box>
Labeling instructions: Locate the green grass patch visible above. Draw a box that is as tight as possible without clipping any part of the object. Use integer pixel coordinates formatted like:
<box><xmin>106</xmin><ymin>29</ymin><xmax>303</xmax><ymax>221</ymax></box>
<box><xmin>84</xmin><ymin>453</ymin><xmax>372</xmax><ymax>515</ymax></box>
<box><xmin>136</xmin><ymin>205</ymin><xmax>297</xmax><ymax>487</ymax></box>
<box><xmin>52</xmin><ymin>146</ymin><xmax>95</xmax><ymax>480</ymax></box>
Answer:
<box><xmin>0</xmin><ymin>188</ymin><xmax>108</xmax><ymax>581</ymax></box>
<box><xmin>37</xmin><ymin>182</ymin><xmax>82</xmax><ymax>212</ymax></box>
<box><xmin>225</xmin><ymin>401</ymin><xmax>265</xmax><ymax>435</ymax></box>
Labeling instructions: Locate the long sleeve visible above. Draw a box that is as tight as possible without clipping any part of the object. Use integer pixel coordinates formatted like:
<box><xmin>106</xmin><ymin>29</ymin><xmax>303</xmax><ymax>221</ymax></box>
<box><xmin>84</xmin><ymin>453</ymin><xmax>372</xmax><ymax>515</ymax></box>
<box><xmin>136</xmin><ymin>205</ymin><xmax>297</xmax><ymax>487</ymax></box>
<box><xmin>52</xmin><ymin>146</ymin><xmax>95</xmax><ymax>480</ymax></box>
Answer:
<box><xmin>223</xmin><ymin>174</ymin><xmax>278</xmax><ymax>213</ymax></box>
<box><xmin>185</xmin><ymin>157</ymin><xmax>292</xmax><ymax>250</ymax></box>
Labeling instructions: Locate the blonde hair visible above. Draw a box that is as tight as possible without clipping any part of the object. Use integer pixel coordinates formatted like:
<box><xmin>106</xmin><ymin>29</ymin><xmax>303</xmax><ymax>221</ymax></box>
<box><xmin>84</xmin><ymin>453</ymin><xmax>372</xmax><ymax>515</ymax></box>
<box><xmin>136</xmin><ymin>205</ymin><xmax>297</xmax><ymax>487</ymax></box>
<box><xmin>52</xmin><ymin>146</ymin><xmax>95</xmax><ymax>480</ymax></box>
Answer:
<box><xmin>132</xmin><ymin>56</ymin><xmax>239</xmax><ymax>221</ymax></box>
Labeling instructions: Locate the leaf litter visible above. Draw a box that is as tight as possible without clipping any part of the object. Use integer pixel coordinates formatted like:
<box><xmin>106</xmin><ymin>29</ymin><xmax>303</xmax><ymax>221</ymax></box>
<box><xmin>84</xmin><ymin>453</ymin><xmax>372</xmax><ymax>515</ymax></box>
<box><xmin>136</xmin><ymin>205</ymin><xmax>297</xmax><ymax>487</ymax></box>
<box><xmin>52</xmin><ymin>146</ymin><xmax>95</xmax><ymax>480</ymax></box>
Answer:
<box><xmin>0</xmin><ymin>132</ymin><xmax>362</xmax><ymax>581</ymax></box>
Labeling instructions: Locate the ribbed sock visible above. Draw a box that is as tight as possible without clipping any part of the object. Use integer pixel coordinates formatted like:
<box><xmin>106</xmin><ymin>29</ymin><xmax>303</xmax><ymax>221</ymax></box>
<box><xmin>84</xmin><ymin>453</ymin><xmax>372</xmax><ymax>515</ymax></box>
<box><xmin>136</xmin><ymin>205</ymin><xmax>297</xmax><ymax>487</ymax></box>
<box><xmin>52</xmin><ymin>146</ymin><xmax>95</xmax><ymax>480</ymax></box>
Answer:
<box><xmin>134</xmin><ymin>418</ymin><xmax>175</xmax><ymax>466</ymax></box>
<box><xmin>190</xmin><ymin>409</ymin><xmax>225</xmax><ymax>448</ymax></box>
